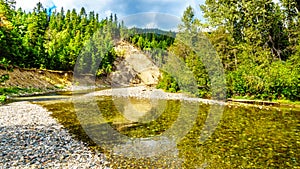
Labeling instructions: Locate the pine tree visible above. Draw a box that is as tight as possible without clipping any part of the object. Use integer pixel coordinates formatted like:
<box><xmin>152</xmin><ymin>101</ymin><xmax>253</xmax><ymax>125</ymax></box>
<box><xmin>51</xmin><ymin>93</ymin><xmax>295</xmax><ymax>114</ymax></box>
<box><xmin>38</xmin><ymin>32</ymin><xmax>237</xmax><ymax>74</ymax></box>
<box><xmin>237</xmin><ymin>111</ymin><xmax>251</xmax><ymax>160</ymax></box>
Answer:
<box><xmin>0</xmin><ymin>0</ymin><xmax>14</xmax><ymax>62</ymax></box>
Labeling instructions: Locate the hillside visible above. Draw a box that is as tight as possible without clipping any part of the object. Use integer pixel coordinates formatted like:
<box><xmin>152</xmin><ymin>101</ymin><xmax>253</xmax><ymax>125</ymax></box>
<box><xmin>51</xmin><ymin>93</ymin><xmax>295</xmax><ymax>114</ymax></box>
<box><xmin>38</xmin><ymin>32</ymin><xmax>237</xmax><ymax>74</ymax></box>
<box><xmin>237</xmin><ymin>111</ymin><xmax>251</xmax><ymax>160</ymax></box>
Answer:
<box><xmin>111</xmin><ymin>41</ymin><xmax>161</xmax><ymax>87</ymax></box>
<box><xmin>0</xmin><ymin>41</ymin><xmax>161</xmax><ymax>97</ymax></box>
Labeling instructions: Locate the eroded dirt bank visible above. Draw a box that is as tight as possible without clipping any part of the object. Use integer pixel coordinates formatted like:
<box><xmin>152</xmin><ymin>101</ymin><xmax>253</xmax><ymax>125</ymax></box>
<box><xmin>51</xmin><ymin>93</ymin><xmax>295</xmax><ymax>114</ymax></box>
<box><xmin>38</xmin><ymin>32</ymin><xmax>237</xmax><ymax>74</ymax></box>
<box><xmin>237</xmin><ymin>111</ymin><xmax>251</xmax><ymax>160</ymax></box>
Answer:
<box><xmin>0</xmin><ymin>67</ymin><xmax>73</xmax><ymax>89</ymax></box>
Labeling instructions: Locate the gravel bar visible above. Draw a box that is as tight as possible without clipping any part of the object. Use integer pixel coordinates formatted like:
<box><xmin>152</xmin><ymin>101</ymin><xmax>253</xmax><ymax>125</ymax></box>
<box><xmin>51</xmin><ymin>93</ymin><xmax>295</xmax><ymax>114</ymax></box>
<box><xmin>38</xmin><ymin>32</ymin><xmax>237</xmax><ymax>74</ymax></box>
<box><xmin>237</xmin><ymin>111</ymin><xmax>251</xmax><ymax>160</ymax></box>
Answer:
<box><xmin>86</xmin><ymin>86</ymin><xmax>225</xmax><ymax>105</ymax></box>
<box><xmin>0</xmin><ymin>102</ymin><xmax>109</xmax><ymax>168</ymax></box>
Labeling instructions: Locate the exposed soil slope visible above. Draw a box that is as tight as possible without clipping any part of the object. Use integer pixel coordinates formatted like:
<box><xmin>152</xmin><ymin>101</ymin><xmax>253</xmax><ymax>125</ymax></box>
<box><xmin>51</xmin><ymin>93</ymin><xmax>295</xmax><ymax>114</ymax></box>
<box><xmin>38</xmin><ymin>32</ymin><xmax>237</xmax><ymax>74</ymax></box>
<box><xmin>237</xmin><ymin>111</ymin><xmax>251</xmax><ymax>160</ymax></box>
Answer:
<box><xmin>111</xmin><ymin>41</ymin><xmax>161</xmax><ymax>87</ymax></box>
<box><xmin>0</xmin><ymin>67</ymin><xmax>72</xmax><ymax>89</ymax></box>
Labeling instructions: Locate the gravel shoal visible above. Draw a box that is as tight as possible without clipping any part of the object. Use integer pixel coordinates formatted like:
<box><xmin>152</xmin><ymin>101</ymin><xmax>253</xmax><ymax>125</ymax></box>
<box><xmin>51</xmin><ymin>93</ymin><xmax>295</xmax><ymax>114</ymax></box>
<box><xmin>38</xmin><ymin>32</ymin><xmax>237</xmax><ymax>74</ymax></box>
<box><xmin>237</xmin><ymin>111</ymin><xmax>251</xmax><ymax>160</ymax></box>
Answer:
<box><xmin>0</xmin><ymin>102</ymin><xmax>109</xmax><ymax>168</ymax></box>
<box><xmin>86</xmin><ymin>86</ymin><xmax>225</xmax><ymax>105</ymax></box>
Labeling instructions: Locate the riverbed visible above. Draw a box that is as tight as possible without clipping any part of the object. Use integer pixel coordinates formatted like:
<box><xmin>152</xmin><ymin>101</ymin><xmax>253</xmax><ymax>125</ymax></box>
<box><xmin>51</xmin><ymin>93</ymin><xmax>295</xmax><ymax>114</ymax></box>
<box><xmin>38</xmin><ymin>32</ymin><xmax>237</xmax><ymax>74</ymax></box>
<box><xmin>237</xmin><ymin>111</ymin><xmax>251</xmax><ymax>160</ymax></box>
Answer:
<box><xmin>1</xmin><ymin>87</ymin><xmax>299</xmax><ymax>168</ymax></box>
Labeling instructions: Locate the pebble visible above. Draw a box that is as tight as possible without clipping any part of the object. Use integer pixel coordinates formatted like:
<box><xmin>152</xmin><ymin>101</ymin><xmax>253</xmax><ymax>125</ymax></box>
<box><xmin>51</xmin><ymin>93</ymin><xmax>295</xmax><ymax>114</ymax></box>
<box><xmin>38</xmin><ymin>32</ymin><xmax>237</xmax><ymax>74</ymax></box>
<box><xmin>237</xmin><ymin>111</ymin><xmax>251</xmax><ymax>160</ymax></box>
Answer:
<box><xmin>0</xmin><ymin>102</ymin><xmax>108</xmax><ymax>168</ymax></box>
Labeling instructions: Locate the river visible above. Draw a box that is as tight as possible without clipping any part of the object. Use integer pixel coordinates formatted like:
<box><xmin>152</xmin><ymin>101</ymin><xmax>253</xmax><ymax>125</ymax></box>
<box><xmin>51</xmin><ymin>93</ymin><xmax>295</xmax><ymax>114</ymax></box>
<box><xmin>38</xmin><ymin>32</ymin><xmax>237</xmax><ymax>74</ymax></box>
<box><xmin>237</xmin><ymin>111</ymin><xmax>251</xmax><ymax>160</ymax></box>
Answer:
<box><xmin>10</xmin><ymin>89</ymin><xmax>300</xmax><ymax>168</ymax></box>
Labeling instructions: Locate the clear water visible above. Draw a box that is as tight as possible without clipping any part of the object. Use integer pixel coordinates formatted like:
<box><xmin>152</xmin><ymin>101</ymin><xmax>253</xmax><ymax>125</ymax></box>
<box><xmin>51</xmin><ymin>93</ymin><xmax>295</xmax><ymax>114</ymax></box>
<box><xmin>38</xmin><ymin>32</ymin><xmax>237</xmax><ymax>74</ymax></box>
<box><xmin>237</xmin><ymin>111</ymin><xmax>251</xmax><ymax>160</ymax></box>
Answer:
<box><xmin>37</xmin><ymin>95</ymin><xmax>300</xmax><ymax>168</ymax></box>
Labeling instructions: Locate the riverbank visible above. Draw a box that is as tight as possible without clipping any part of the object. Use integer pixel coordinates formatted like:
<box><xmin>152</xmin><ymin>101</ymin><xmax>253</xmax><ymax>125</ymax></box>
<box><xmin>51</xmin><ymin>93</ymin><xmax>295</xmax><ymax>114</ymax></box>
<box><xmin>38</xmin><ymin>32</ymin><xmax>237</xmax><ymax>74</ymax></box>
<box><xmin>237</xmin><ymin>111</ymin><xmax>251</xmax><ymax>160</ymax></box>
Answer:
<box><xmin>85</xmin><ymin>86</ymin><xmax>300</xmax><ymax>111</ymax></box>
<box><xmin>227</xmin><ymin>98</ymin><xmax>300</xmax><ymax>110</ymax></box>
<box><xmin>0</xmin><ymin>67</ymin><xmax>72</xmax><ymax>103</ymax></box>
<box><xmin>1</xmin><ymin>66</ymin><xmax>299</xmax><ymax>109</ymax></box>
<box><xmin>0</xmin><ymin>67</ymin><xmax>73</xmax><ymax>89</ymax></box>
<box><xmin>0</xmin><ymin>101</ymin><xmax>108</xmax><ymax>168</ymax></box>
<box><xmin>3</xmin><ymin>82</ymin><xmax>299</xmax><ymax>111</ymax></box>
<box><xmin>85</xmin><ymin>86</ymin><xmax>226</xmax><ymax>105</ymax></box>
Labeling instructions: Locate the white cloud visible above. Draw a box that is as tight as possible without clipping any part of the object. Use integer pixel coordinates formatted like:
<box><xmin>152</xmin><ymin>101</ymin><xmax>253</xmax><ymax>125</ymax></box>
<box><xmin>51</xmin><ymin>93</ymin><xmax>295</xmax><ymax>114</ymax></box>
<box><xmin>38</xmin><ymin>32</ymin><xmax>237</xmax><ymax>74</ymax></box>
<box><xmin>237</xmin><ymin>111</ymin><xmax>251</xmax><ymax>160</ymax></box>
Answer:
<box><xmin>15</xmin><ymin>0</ymin><xmax>202</xmax><ymax>17</ymax></box>
<box><xmin>15</xmin><ymin>0</ymin><xmax>203</xmax><ymax>30</ymax></box>
<box><xmin>104</xmin><ymin>10</ymin><xmax>113</xmax><ymax>17</ymax></box>
<box><xmin>145</xmin><ymin>22</ymin><xmax>158</xmax><ymax>29</ymax></box>
<box><xmin>15</xmin><ymin>0</ymin><xmax>40</xmax><ymax>10</ymax></box>
<box><xmin>121</xmin><ymin>12</ymin><xmax>180</xmax><ymax>31</ymax></box>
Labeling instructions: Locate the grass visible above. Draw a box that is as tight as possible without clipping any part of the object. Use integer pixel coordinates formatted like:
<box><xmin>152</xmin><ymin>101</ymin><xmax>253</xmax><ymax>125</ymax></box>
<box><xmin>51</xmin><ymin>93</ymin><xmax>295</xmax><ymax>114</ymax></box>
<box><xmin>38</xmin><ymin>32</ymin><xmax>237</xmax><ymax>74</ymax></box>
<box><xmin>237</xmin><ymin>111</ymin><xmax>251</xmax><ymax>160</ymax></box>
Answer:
<box><xmin>0</xmin><ymin>95</ymin><xmax>6</xmax><ymax>103</ymax></box>
<box><xmin>0</xmin><ymin>87</ymin><xmax>52</xmax><ymax>103</ymax></box>
<box><xmin>276</xmin><ymin>99</ymin><xmax>300</xmax><ymax>105</ymax></box>
<box><xmin>0</xmin><ymin>87</ymin><xmax>43</xmax><ymax>95</ymax></box>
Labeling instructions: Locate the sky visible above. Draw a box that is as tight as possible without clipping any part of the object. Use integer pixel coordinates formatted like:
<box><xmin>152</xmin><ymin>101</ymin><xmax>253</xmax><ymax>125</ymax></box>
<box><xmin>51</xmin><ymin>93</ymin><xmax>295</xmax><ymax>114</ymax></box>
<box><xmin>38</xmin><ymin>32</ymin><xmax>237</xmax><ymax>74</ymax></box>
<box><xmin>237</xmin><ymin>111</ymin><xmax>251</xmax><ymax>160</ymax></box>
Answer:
<box><xmin>15</xmin><ymin>0</ymin><xmax>205</xmax><ymax>30</ymax></box>
<box><xmin>15</xmin><ymin>0</ymin><xmax>280</xmax><ymax>30</ymax></box>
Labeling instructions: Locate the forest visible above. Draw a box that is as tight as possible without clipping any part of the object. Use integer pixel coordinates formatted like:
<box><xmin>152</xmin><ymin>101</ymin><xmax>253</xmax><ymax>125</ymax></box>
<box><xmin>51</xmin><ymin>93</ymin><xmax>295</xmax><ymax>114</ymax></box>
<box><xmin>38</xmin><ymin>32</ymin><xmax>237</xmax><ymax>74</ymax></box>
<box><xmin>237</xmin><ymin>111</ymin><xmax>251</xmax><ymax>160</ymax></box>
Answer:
<box><xmin>0</xmin><ymin>0</ymin><xmax>299</xmax><ymax>101</ymax></box>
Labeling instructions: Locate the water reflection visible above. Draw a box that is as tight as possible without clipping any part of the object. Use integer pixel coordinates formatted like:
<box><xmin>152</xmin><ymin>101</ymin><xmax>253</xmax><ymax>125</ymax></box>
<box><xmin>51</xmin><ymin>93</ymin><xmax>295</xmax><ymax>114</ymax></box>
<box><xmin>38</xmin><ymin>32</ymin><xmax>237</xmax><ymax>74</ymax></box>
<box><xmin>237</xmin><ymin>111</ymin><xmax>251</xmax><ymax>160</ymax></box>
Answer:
<box><xmin>113</xmin><ymin>137</ymin><xmax>179</xmax><ymax>157</ymax></box>
<box><xmin>37</xmin><ymin>96</ymin><xmax>300</xmax><ymax>168</ymax></box>
<box><xmin>113</xmin><ymin>97</ymin><xmax>166</xmax><ymax>123</ymax></box>
<box><xmin>112</xmin><ymin>137</ymin><xmax>184</xmax><ymax>167</ymax></box>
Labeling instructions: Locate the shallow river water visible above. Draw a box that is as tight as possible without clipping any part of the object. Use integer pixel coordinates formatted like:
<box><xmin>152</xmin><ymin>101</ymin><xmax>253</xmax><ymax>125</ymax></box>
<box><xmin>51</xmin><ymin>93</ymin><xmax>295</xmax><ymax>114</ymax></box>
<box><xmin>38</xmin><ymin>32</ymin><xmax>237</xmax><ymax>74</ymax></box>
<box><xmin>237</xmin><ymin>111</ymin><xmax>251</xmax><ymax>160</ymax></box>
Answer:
<box><xmin>31</xmin><ymin>94</ymin><xmax>299</xmax><ymax>168</ymax></box>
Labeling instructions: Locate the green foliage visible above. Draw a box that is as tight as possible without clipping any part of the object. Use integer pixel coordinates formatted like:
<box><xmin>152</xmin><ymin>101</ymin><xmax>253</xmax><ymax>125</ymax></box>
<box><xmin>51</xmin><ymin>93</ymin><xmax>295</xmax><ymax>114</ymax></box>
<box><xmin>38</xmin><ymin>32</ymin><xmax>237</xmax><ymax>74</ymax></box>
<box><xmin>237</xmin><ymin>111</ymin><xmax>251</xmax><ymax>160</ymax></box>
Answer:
<box><xmin>164</xmin><ymin>6</ymin><xmax>213</xmax><ymax>98</ymax></box>
<box><xmin>0</xmin><ymin>0</ymin><xmax>16</xmax><ymax>63</ymax></box>
<box><xmin>1</xmin><ymin>0</ymin><xmax>299</xmax><ymax>101</ymax></box>
<box><xmin>156</xmin><ymin>4</ymin><xmax>300</xmax><ymax>101</ymax></box>
<box><xmin>0</xmin><ymin>87</ymin><xmax>42</xmax><ymax>95</ymax></box>
<box><xmin>0</xmin><ymin>95</ymin><xmax>6</xmax><ymax>103</ymax></box>
<box><xmin>157</xmin><ymin>71</ymin><xmax>179</xmax><ymax>93</ymax></box>
<box><xmin>0</xmin><ymin>58</ymin><xmax>10</xmax><ymax>83</ymax></box>
<box><xmin>227</xmin><ymin>61</ymin><xmax>300</xmax><ymax>100</ymax></box>
<box><xmin>127</xmin><ymin>28</ymin><xmax>175</xmax><ymax>51</ymax></box>
<box><xmin>0</xmin><ymin>1</ymin><xmax>122</xmax><ymax>74</ymax></box>
<box><xmin>201</xmin><ymin>0</ymin><xmax>288</xmax><ymax>61</ymax></box>
<box><xmin>76</xmin><ymin>24</ymin><xmax>117</xmax><ymax>77</ymax></box>
<box><xmin>200</xmin><ymin>1</ymin><xmax>300</xmax><ymax>101</ymax></box>
<box><xmin>0</xmin><ymin>74</ymin><xmax>9</xmax><ymax>83</ymax></box>
<box><xmin>0</xmin><ymin>57</ymin><xmax>10</xmax><ymax>69</ymax></box>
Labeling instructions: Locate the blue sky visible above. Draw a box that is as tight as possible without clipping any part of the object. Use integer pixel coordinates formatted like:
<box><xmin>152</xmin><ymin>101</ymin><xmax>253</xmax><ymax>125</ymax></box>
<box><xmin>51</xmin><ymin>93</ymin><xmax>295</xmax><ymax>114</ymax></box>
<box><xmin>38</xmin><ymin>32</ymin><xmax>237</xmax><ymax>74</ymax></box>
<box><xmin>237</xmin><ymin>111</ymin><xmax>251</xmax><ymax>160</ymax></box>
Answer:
<box><xmin>15</xmin><ymin>0</ymin><xmax>280</xmax><ymax>30</ymax></box>
<box><xmin>15</xmin><ymin>0</ymin><xmax>205</xmax><ymax>30</ymax></box>
<box><xmin>15</xmin><ymin>1</ymin><xmax>282</xmax><ymax>22</ymax></box>
<box><xmin>15</xmin><ymin>0</ymin><xmax>205</xmax><ymax>19</ymax></box>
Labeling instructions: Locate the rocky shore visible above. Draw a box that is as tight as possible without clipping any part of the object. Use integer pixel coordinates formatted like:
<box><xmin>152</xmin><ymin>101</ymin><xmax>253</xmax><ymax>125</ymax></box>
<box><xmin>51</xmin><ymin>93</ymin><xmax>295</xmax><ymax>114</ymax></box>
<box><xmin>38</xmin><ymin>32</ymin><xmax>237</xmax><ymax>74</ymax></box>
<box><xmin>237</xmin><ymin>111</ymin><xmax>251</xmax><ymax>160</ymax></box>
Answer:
<box><xmin>0</xmin><ymin>102</ymin><xmax>109</xmax><ymax>168</ymax></box>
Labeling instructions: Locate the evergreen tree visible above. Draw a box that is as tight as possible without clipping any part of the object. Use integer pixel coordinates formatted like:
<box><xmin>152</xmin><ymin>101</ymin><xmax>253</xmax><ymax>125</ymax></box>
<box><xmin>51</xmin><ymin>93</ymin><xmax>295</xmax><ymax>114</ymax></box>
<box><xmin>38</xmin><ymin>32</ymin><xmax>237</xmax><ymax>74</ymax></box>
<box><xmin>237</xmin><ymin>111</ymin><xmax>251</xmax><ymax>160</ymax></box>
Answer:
<box><xmin>0</xmin><ymin>0</ymin><xmax>18</xmax><ymax>64</ymax></box>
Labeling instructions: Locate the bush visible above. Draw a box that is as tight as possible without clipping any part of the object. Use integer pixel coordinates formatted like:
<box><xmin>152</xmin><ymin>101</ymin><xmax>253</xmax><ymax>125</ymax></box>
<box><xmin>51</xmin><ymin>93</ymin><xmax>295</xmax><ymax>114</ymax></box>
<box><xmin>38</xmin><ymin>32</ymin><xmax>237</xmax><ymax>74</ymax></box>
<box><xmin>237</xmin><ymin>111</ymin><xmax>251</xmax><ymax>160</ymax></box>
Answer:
<box><xmin>227</xmin><ymin>60</ymin><xmax>300</xmax><ymax>101</ymax></box>
<box><xmin>0</xmin><ymin>74</ymin><xmax>9</xmax><ymax>83</ymax></box>
<box><xmin>157</xmin><ymin>72</ymin><xmax>179</xmax><ymax>93</ymax></box>
<box><xmin>0</xmin><ymin>95</ymin><xmax>6</xmax><ymax>103</ymax></box>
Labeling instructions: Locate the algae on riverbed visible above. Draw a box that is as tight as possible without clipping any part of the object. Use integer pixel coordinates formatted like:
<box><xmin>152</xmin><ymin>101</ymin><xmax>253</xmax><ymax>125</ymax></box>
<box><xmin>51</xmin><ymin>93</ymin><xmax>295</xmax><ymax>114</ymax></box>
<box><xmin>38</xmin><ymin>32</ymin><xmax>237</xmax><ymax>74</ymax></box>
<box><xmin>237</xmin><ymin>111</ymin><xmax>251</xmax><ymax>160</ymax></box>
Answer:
<box><xmin>37</xmin><ymin>96</ymin><xmax>300</xmax><ymax>168</ymax></box>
